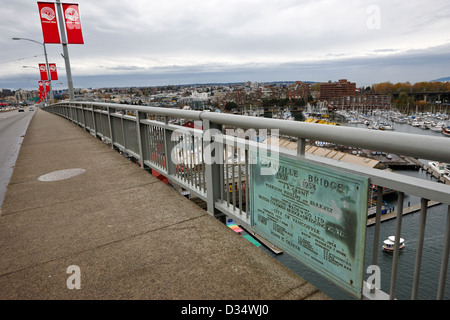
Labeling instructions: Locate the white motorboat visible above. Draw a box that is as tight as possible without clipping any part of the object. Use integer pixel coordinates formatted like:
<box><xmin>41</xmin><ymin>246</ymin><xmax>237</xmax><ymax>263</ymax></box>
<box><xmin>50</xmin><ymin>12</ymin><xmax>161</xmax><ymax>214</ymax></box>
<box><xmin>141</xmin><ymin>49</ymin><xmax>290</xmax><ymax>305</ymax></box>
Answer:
<box><xmin>442</xmin><ymin>126</ymin><xmax>450</xmax><ymax>137</ymax></box>
<box><xmin>430</xmin><ymin>122</ymin><xmax>446</xmax><ymax>132</ymax></box>
<box><xmin>428</xmin><ymin>161</ymin><xmax>450</xmax><ymax>177</ymax></box>
<box><xmin>382</xmin><ymin>236</ymin><xmax>405</xmax><ymax>252</ymax></box>
<box><xmin>380</xmin><ymin>123</ymin><xmax>394</xmax><ymax>130</ymax></box>
<box><xmin>411</xmin><ymin>119</ymin><xmax>423</xmax><ymax>127</ymax></box>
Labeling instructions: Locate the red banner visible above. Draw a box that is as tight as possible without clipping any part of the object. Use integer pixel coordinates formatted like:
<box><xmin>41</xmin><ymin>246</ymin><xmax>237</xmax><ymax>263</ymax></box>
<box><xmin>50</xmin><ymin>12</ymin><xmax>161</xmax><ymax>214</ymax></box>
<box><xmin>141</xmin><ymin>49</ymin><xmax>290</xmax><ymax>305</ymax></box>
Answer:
<box><xmin>38</xmin><ymin>81</ymin><xmax>44</xmax><ymax>103</ymax></box>
<box><xmin>37</xmin><ymin>2</ymin><xmax>61</xmax><ymax>44</ymax></box>
<box><xmin>44</xmin><ymin>80</ymin><xmax>51</xmax><ymax>92</ymax></box>
<box><xmin>63</xmin><ymin>3</ymin><xmax>84</xmax><ymax>44</ymax></box>
<box><xmin>38</xmin><ymin>63</ymin><xmax>48</xmax><ymax>80</ymax></box>
<box><xmin>49</xmin><ymin>63</ymin><xmax>58</xmax><ymax>80</ymax></box>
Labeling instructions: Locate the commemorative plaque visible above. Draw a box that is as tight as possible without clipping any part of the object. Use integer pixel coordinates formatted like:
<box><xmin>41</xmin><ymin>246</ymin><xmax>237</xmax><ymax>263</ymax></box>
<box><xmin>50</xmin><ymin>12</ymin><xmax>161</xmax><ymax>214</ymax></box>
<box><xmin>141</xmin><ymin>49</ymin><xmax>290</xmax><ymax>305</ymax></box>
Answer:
<box><xmin>249</xmin><ymin>151</ymin><xmax>368</xmax><ymax>298</ymax></box>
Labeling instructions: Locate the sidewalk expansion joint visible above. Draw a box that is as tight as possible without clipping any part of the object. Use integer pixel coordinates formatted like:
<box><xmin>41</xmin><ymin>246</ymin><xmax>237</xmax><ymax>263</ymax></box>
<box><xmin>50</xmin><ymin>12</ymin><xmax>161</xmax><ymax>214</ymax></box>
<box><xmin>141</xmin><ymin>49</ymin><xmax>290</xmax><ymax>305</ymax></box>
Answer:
<box><xmin>278</xmin><ymin>282</ymin><xmax>319</xmax><ymax>300</ymax></box>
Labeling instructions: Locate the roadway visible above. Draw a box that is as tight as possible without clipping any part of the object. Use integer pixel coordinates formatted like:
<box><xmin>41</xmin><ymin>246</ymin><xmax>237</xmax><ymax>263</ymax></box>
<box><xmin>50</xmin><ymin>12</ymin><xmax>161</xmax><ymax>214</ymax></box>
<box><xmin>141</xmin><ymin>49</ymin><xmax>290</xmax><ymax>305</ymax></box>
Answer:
<box><xmin>0</xmin><ymin>107</ymin><xmax>36</xmax><ymax>207</ymax></box>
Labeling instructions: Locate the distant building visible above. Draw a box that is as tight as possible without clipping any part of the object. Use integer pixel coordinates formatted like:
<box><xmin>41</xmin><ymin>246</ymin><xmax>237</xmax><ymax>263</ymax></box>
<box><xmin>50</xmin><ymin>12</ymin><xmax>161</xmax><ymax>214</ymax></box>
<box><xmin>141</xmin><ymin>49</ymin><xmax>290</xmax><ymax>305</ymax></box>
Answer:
<box><xmin>285</xmin><ymin>81</ymin><xmax>310</xmax><ymax>102</ymax></box>
<box><xmin>327</xmin><ymin>94</ymin><xmax>391</xmax><ymax>109</ymax></box>
<box><xmin>320</xmin><ymin>79</ymin><xmax>356</xmax><ymax>100</ymax></box>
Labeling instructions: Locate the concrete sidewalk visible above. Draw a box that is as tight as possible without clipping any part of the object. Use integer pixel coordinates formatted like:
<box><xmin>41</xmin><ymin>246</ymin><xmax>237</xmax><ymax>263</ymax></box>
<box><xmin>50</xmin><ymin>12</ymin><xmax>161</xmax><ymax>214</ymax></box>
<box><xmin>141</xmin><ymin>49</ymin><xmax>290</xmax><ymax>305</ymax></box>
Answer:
<box><xmin>0</xmin><ymin>109</ymin><xmax>329</xmax><ymax>300</ymax></box>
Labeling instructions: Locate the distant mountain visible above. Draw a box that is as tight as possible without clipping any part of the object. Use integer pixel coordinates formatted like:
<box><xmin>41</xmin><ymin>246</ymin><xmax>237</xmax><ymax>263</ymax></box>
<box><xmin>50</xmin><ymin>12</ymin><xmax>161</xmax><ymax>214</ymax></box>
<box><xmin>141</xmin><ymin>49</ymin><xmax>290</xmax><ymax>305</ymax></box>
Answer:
<box><xmin>432</xmin><ymin>76</ymin><xmax>450</xmax><ymax>82</ymax></box>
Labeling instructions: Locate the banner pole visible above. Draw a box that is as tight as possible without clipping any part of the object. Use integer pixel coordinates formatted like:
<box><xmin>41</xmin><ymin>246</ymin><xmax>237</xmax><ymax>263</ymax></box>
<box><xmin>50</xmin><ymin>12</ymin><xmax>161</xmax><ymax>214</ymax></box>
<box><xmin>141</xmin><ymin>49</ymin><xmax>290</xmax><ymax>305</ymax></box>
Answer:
<box><xmin>55</xmin><ymin>0</ymin><xmax>74</xmax><ymax>101</ymax></box>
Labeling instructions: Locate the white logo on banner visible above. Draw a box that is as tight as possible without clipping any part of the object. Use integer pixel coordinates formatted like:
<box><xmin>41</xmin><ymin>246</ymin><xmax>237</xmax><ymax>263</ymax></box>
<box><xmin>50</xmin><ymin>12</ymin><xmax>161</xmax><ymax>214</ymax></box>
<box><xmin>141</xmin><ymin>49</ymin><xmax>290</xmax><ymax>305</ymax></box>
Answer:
<box><xmin>65</xmin><ymin>7</ymin><xmax>79</xmax><ymax>22</ymax></box>
<box><xmin>41</xmin><ymin>7</ymin><xmax>56</xmax><ymax>21</ymax></box>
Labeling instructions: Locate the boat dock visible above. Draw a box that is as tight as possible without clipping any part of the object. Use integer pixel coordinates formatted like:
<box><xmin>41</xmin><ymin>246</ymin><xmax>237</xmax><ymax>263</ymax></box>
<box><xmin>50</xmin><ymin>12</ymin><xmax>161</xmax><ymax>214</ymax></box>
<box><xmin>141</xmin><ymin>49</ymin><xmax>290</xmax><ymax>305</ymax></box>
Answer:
<box><xmin>367</xmin><ymin>200</ymin><xmax>441</xmax><ymax>226</ymax></box>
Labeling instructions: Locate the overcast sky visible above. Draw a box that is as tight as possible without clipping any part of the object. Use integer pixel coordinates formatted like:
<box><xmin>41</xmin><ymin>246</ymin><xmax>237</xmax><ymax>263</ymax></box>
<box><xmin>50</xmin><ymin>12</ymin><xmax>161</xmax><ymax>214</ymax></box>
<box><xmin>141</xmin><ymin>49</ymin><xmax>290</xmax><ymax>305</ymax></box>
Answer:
<box><xmin>1</xmin><ymin>0</ymin><xmax>450</xmax><ymax>90</ymax></box>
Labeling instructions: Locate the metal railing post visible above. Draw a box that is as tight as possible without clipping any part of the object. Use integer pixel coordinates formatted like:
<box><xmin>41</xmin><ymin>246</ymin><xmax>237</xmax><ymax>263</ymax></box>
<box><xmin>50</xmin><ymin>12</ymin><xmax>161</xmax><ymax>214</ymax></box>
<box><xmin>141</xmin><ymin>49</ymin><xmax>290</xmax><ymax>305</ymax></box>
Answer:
<box><xmin>121</xmin><ymin>109</ymin><xmax>126</xmax><ymax>151</ymax></box>
<box><xmin>370</xmin><ymin>187</ymin><xmax>383</xmax><ymax>294</ymax></box>
<box><xmin>107</xmin><ymin>107</ymin><xmax>115</xmax><ymax>149</ymax></box>
<box><xmin>390</xmin><ymin>191</ymin><xmax>404</xmax><ymax>300</ymax></box>
<box><xmin>297</xmin><ymin>138</ymin><xmax>306</xmax><ymax>156</ymax></box>
<box><xmin>163</xmin><ymin>116</ymin><xmax>175</xmax><ymax>176</ymax></box>
<box><xmin>70</xmin><ymin>103</ymin><xmax>75</xmax><ymax>123</ymax></box>
<box><xmin>91</xmin><ymin>104</ymin><xmax>97</xmax><ymax>136</ymax></box>
<box><xmin>203</xmin><ymin>119</ymin><xmax>223</xmax><ymax>219</ymax></box>
<box><xmin>81</xmin><ymin>104</ymin><xmax>87</xmax><ymax>130</ymax></box>
<box><xmin>437</xmin><ymin>205</ymin><xmax>450</xmax><ymax>300</ymax></box>
<box><xmin>411</xmin><ymin>198</ymin><xmax>429</xmax><ymax>299</ymax></box>
<box><xmin>136</xmin><ymin>111</ymin><xmax>147</xmax><ymax>169</ymax></box>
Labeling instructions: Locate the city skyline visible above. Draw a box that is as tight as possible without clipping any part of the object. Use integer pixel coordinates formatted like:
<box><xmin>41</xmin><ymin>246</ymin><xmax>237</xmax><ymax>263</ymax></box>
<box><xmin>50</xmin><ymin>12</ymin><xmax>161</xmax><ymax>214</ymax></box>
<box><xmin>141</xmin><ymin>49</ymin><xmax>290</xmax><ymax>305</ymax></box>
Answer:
<box><xmin>1</xmin><ymin>0</ymin><xmax>450</xmax><ymax>90</ymax></box>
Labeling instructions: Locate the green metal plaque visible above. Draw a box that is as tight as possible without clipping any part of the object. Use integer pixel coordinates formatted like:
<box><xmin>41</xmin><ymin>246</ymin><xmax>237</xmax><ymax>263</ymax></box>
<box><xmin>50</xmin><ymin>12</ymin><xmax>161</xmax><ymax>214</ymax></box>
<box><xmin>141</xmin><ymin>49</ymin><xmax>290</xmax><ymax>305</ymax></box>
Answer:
<box><xmin>249</xmin><ymin>151</ymin><xmax>368</xmax><ymax>298</ymax></box>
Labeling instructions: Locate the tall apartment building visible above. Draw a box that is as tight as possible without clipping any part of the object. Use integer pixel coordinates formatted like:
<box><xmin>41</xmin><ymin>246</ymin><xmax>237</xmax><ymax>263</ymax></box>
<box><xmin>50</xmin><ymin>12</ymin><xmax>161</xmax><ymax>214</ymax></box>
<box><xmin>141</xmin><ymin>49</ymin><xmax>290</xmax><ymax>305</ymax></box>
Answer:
<box><xmin>320</xmin><ymin>79</ymin><xmax>356</xmax><ymax>100</ymax></box>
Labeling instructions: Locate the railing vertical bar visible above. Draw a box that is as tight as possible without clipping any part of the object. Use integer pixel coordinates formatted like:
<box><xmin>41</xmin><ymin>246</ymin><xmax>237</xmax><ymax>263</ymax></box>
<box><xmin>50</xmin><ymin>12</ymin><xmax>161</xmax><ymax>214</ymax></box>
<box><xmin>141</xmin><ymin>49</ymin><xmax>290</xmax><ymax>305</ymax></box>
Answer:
<box><xmin>121</xmin><ymin>110</ymin><xmax>126</xmax><ymax>151</ymax></box>
<box><xmin>155</xmin><ymin>126</ymin><xmax>159</xmax><ymax>167</ymax></box>
<box><xmin>238</xmin><ymin>145</ymin><xmax>242</xmax><ymax>216</ymax></box>
<box><xmin>185</xmin><ymin>133</ymin><xmax>191</xmax><ymax>185</ymax></box>
<box><xmin>174</xmin><ymin>132</ymin><xmax>180</xmax><ymax>179</ymax></box>
<box><xmin>411</xmin><ymin>198</ymin><xmax>429</xmax><ymax>300</ymax></box>
<box><xmin>297</xmin><ymin>138</ymin><xmax>306</xmax><ymax>156</ymax></box>
<box><xmin>91</xmin><ymin>105</ymin><xmax>97</xmax><ymax>136</ymax></box>
<box><xmin>190</xmin><ymin>133</ymin><xmax>195</xmax><ymax>187</ymax></box>
<box><xmin>226</xmin><ymin>144</ymin><xmax>230</xmax><ymax>207</ymax></box>
<box><xmin>232</xmin><ymin>139</ymin><xmax>236</xmax><ymax>212</ymax></box>
<box><xmin>193</xmin><ymin>135</ymin><xmax>198</xmax><ymax>189</ymax></box>
<box><xmin>148</xmin><ymin>125</ymin><xmax>154</xmax><ymax>165</ymax></box>
<box><xmin>159</xmin><ymin>126</ymin><xmax>164</xmax><ymax>168</ymax></box>
<box><xmin>155</xmin><ymin>126</ymin><xmax>159</xmax><ymax>168</ymax></box>
<box><xmin>196</xmin><ymin>134</ymin><xmax>201</xmax><ymax>190</ymax></box>
<box><xmin>143</xmin><ymin>122</ymin><xmax>150</xmax><ymax>163</ymax></box>
<box><xmin>180</xmin><ymin>134</ymin><xmax>185</xmax><ymax>183</ymax></box>
<box><xmin>107</xmin><ymin>107</ymin><xmax>115</xmax><ymax>149</ymax></box>
<box><xmin>187</xmin><ymin>132</ymin><xmax>193</xmax><ymax>187</ymax></box>
<box><xmin>437</xmin><ymin>205</ymin><xmax>450</xmax><ymax>300</ymax></box>
<box><xmin>200</xmin><ymin>134</ymin><xmax>204</xmax><ymax>190</ymax></box>
<box><xmin>370</xmin><ymin>186</ymin><xmax>383</xmax><ymax>294</ymax></box>
<box><xmin>154</xmin><ymin>126</ymin><xmax>159</xmax><ymax>168</ymax></box>
<box><xmin>81</xmin><ymin>105</ymin><xmax>87</xmax><ymax>130</ymax></box>
<box><xmin>389</xmin><ymin>191</ymin><xmax>404</xmax><ymax>300</ymax></box>
<box><xmin>184</xmin><ymin>133</ymin><xmax>190</xmax><ymax>185</ymax></box>
<box><xmin>101</xmin><ymin>110</ymin><xmax>106</xmax><ymax>138</ymax></box>
<box><xmin>245</xmin><ymin>148</ymin><xmax>249</xmax><ymax>220</ymax></box>
<box><xmin>135</xmin><ymin>111</ymin><xmax>145</xmax><ymax>168</ymax></box>
<box><xmin>154</xmin><ymin>125</ymin><xmax>159</xmax><ymax>167</ymax></box>
<box><xmin>219</xmin><ymin>148</ymin><xmax>224</xmax><ymax>202</ymax></box>
<box><xmin>161</xmin><ymin>127</ymin><xmax>165</xmax><ymax>169</ymax></box>
<box><xmin>202</xmin><ymin>135</ymin><xmax>206</xmax><ymax>192</ymax></box>
<box><xmin>180</xmin><ymin>133</ymin><xmax>184</xmax><ymax>181</ymax></box>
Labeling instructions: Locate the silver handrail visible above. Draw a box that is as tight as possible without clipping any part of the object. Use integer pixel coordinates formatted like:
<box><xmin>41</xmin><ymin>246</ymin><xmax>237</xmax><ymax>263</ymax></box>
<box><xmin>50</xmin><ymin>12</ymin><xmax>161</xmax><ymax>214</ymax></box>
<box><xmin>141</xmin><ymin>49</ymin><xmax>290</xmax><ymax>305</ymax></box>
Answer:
<box><xmin>43</xmin><ymin>101</ymin><xmax>450</xmax><ymax>300</ymax></box>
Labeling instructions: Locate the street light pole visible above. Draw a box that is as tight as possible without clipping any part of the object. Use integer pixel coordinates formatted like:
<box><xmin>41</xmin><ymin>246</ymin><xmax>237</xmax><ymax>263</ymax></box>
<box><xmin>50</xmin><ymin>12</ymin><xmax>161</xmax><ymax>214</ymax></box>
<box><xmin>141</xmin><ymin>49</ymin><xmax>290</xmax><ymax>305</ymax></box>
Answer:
<box><xmin>55</xmin><ymin>0</ymin><xmax>74</xmax><ymax>100</ymax></box>
<box><xmin>12</xmin><ymin>37</ymin><xmax>54</xmax><ymax>103</ymax></box>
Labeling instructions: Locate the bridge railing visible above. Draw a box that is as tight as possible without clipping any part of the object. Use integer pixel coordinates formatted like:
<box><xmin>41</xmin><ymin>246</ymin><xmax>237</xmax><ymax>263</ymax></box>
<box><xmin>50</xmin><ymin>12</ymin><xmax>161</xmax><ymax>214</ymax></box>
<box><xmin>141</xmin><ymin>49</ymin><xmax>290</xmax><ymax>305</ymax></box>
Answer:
<box><xmin>43</xmin><ymin>101</ymin><xmax>450</xmax><ymax>300</ymax></box>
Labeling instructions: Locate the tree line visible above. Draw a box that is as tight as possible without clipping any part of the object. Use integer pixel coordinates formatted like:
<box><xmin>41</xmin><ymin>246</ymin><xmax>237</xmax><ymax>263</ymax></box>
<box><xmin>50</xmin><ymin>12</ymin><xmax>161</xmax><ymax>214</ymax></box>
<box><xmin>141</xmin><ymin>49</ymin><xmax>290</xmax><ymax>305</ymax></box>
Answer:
<box><xmin>371</xmin><ymin>81</ymin><xmax>450</xmax><ymax>95</ymax></box>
